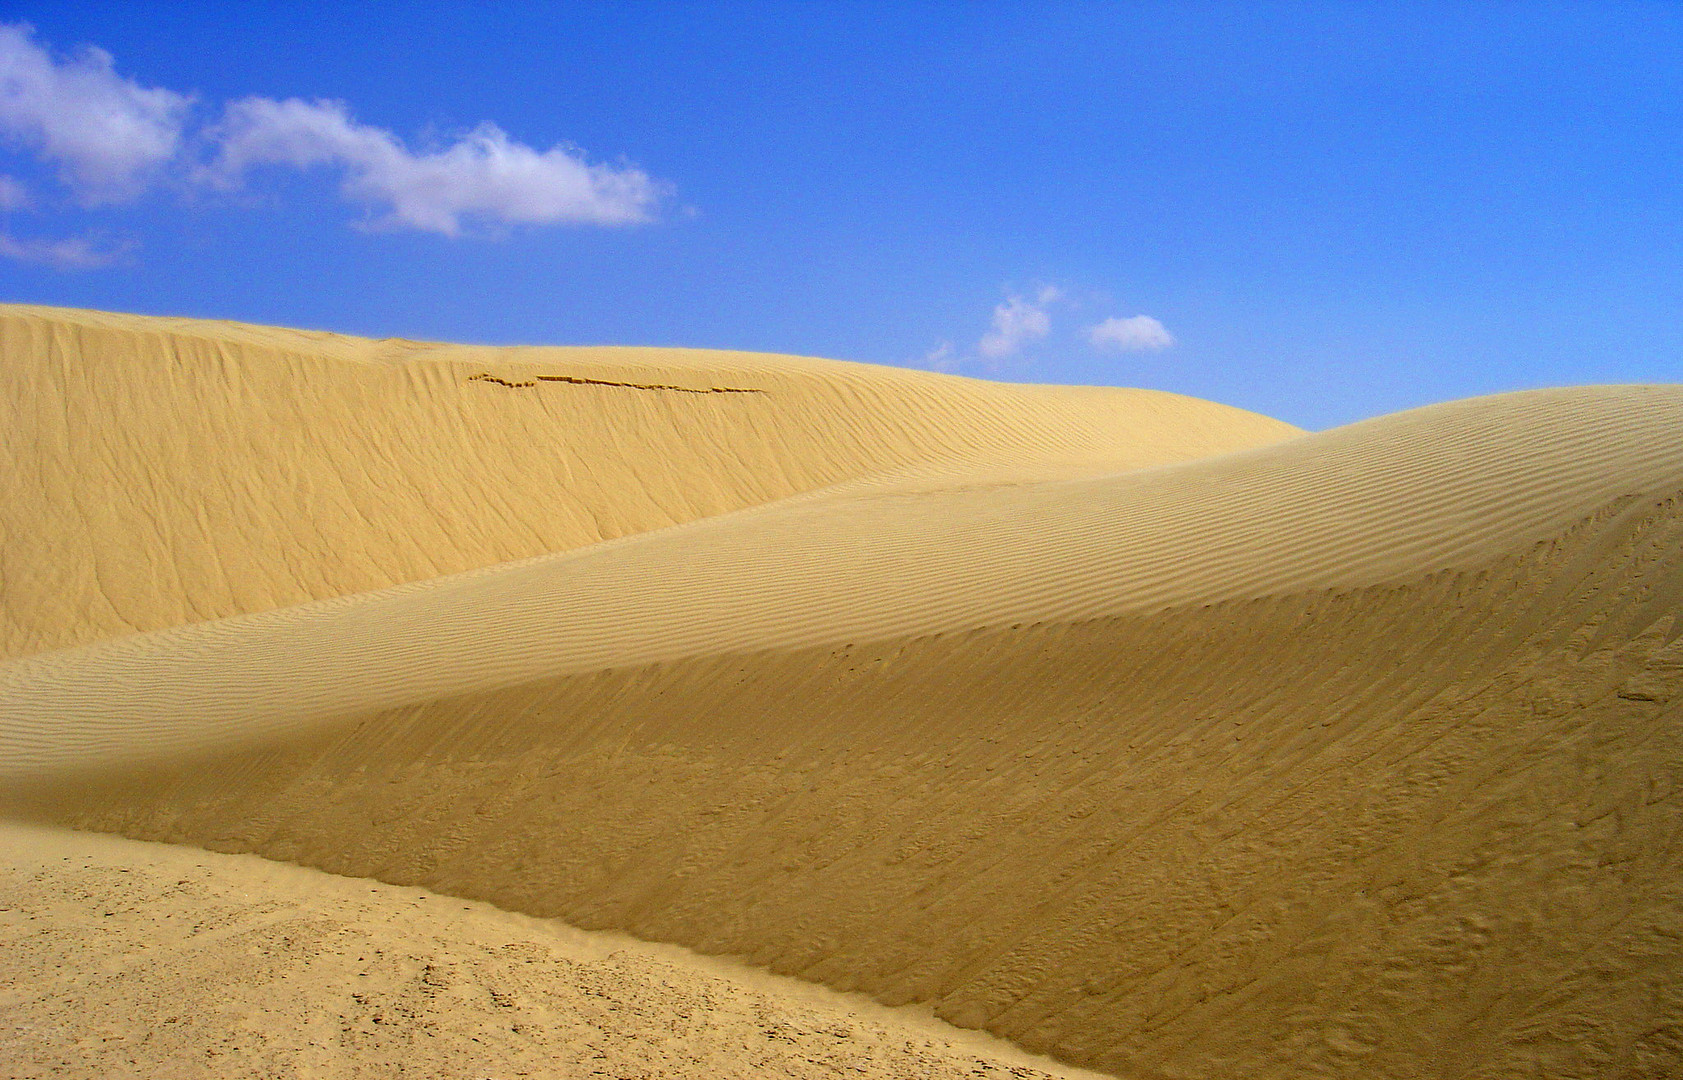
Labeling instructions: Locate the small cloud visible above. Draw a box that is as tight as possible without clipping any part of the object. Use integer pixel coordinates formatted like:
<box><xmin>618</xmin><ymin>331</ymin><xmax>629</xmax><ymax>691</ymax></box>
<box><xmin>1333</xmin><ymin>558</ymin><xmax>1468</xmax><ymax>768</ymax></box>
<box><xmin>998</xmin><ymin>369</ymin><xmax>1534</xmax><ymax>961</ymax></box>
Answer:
<box><xmin>0</xmin><ymin>230</ymin><xmax>132</xmax><ymax>269</ymax></box>
<box><xmin>0</xmin><ymin>23</ymin><xmax>191</xmax><ymax>203</ymax></box>
<box><xmin>978</xmin><ymin>285</ymin><xmax>1060</xmax><ymax>359</ymax></box>
<box><xmin>0</xmin><ymin>173</ymin><xmax>28</xmax><ymax>209</ymax></box>
<box><xmin>920</xmin><ymin>341</ymin><xmax>957</xmax><ymax>372</ymax></box>
<box><xmin>1088</xmin><ymin>314</ymin><xmax>1174</xmax><ymax>352</ymax></box>
<box><xmin>203</xmin><ymin>96</ymin><xmax>666</xmax><ymax>236</ymax></box>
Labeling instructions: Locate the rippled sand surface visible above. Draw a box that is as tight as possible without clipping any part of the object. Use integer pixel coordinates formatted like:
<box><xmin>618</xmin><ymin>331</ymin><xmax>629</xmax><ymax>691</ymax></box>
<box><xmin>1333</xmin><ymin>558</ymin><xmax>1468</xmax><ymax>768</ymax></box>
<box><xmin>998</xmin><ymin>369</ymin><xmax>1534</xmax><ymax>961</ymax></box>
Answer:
<box><xmin>4</xmin><ymin>305</ymin><xmax>1681</xmax><ymax>1077</ymax></box>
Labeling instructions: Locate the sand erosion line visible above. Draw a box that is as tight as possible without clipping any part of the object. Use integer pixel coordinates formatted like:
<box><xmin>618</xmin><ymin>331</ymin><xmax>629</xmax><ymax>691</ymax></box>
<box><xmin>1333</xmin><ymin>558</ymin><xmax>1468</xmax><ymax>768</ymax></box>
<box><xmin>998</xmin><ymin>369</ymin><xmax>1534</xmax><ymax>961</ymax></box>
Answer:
<box><xmin>468</xmin><ymin>372</ymin><xmax>765</xmax><ymax>394</ymax></box>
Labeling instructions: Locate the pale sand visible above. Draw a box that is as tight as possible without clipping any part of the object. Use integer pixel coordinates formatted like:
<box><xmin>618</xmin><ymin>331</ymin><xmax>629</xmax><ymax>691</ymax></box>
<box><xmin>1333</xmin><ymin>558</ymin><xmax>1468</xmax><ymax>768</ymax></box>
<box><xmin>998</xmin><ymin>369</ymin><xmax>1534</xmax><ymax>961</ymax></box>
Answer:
<box><xmin>3</xmin><ymin>305</ymin><xmax>1683</xmax><ymax>1077</ymax></box>
<box><xmin>0</xmin><ymin>303</ymin><xmax>1296</xmax><ymax>660</ymax></box>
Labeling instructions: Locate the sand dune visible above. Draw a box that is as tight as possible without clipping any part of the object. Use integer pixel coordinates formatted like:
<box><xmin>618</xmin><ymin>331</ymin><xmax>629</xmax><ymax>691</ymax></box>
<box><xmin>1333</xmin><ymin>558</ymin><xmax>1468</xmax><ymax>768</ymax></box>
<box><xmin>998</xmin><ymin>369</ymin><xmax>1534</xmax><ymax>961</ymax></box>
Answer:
<box><xmin>0</xmin><ymin>304</ymin><xmax>1296</xmax><ymax>659</ymax></box>
<box><xmin>4</xmin><ymin>306</ymin><xmax>1683</xmax><ymax>1078</ymax></box>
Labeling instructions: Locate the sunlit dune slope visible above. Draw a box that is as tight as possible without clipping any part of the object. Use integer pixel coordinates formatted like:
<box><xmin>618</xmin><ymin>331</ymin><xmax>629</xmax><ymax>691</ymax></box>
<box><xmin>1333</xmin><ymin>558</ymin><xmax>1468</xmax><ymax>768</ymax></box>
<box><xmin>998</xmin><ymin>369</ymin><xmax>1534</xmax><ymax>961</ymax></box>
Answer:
<box><xmin>2</xmin><ymin>385</ymin><xmax>1682</xmax><ymax>777</ymax></box>
<box><xmin>0</xmin><ymin>304</ymin><xmax>1297</xmax><ymax>658</ymax></box>
<box><xmin>5</xmin><ymin>350</ymin><xmax>1683</xmax><ymax>1078</ymax></box>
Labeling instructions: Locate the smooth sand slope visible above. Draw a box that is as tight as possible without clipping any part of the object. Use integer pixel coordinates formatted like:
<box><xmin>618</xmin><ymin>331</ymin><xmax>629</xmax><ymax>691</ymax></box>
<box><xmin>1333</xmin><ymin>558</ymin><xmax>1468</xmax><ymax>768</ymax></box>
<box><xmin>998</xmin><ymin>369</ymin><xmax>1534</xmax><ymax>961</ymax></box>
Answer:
<box><xmin>3</xmin><ymin>306</ymin><xmax>1682</xmax><ymax>1078</ymax></box>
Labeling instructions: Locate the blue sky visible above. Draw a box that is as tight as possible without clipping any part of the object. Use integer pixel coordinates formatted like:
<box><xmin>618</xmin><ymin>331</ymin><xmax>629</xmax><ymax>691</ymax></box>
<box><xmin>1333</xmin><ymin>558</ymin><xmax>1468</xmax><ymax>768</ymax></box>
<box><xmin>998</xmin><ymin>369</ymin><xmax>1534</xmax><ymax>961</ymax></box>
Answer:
<box><xmin>0</xmin><ymin>2</ymin><xmax>1678</xmax><ymax>428</ymax></box>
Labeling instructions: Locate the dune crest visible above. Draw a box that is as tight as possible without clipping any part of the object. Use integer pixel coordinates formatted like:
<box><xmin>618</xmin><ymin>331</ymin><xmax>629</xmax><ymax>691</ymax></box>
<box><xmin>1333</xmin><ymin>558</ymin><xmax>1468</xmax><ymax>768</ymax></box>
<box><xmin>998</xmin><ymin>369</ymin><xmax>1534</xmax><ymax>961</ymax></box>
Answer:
<box><xmin>0</xmin><ymin>304</ymin><xmax>1296</xmax><ymax>659</ymax></box>
<box><xmin>3</xmin><ymin>308</ymin><xmax>1682</xmax><ymax>1078</ymax></box>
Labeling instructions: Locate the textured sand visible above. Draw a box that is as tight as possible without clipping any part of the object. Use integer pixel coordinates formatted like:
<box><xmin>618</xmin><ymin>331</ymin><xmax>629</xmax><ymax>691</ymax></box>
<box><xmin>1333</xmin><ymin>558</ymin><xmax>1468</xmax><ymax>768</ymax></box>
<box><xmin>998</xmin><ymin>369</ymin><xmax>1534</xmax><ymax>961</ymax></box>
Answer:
<box><xmin>0</xmin><ymin>304</ymin><xmax>1295</xmax><ymax>659</ymax></box>
<box><xmin>1</xmin><ymin>823</ymin><xmax>1105</xmax><ymax>1080</ymax></box>
<box><xmin>4</xmin><ymin>305</ymin><xmax>1683</xmax><ymax>1078</ymax></box>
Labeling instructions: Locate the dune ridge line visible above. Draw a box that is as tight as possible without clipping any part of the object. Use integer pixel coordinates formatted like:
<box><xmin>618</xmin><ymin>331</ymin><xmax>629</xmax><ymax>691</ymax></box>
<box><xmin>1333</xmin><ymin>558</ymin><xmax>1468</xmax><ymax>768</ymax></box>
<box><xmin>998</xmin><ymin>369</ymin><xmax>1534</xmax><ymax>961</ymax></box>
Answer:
<box><xmin>2</xmin><ymin>306</ymin><xmax>1681</xmax><ymax>1078</ymax></box>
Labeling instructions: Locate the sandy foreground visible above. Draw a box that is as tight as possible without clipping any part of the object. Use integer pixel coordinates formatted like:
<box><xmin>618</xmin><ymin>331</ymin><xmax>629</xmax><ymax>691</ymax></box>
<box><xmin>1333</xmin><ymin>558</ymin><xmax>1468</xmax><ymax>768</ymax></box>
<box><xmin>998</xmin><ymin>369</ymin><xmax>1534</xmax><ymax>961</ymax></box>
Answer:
<box><xmin>1</xmin><ymin>822</ymin><xmax>1104</xmax><ymax>1079</ymax></box>
<box><xmin>3</xmin><ymin>304</ymin><xmax>1683</xmax><ymax>1077</ymax></box>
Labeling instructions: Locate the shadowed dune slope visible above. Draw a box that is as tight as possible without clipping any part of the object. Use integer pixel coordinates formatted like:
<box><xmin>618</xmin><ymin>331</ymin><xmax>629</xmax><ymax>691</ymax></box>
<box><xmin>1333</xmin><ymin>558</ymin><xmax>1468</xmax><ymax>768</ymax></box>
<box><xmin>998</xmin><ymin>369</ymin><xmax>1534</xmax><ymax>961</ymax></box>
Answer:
<box><xmin>0</xmin><ymin>304</ymin><xmax>1298</xmax><ymax>659</ymax></box>
<box><xmin>2</xmin><ymin>371</ymin><xmax>1682</xmax><ymax>1077</ymax></box>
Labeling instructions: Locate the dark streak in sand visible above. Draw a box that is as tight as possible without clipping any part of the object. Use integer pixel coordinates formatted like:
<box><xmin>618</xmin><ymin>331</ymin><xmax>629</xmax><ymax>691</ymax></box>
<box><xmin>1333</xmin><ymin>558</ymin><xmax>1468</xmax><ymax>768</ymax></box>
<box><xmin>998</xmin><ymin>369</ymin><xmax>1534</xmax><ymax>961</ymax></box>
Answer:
<box><xmin>468</xmin><ymin>372</ymin><xmax>764</xmax><ymax>394</ymax></box>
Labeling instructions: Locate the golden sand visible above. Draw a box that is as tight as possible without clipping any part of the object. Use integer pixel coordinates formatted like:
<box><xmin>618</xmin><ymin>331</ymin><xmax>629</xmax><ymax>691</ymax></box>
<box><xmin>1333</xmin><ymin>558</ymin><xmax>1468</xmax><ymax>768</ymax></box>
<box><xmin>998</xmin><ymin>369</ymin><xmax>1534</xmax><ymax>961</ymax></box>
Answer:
<box><xmin>3</xmin><ymin>304</ymin><xmax>1680</xmax><ymax>1077</ymax></box>
<box><xmin>0</xmin><ymin>823</ymin><xmax>1109</xmax><ymax>1079</ymax></box>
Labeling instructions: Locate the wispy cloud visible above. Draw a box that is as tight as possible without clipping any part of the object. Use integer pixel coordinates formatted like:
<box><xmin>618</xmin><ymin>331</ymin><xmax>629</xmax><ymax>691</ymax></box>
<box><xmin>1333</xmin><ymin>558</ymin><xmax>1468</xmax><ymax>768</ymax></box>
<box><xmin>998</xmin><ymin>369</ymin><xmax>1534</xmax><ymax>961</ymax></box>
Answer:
<box><xmin>0</xmin><ymin>230</ymin><xmax>131</xmax><ymax>269</ymax></box>
<box><xmin>978</xmin><ymin>285</ymin><xmax>1060</xmax><ymax>359</ymax></box>
<box><xmin>0</xmin><ymin>22</ymin><xmax>668</xmax><ymax>246</ymax></box>
<box><xmin>1088</xmin><ymin>314</ymin><xmax>1174</xmax><ymax>352</ymax></box>
<box><xmin>0</xmin><ymin>173</ymin><xmax>28</xmax><ymax>209</ymax></box>
<box><xmin>0</xmin><ymin>24</ymin><xmax>190</xmax><ymax>203</ymax></box>
<box><xmin>204</xmin><ymin>97</ymin><xmax>664</xmax><ymax>236</ymax></box>
<box><xmin>918</xmin><ymin>340</ymin><xmax>959</xmax><ymax>372</ymax></box>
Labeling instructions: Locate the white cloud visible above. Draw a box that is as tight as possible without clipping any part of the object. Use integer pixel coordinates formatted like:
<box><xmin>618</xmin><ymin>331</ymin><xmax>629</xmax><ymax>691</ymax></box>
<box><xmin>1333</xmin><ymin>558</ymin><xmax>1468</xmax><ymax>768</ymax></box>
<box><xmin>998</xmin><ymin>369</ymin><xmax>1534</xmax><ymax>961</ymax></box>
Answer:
<box><xmin>1088</xmin><ymin>314</ymin><xmax>1174</xmax><ymax>352</ymax></box>
<box><xmin>978</xmin><ymin>285</ymin><xmax>1060</xmax><ymax>359</ymax></box>
<box><xmin>0</xmin><ymin>24</ymin><xmax>671</xmax><ymax>252</ymax></box>
<box><xmin>0</xmin><ymin>24</ymin><xmax>190</xmax><ymax>203</ymax></box>
<box><xmin>0</xmin><ymin>173</ymin><xmax>28</xmax><ymax>209</ymax></box>
<box><xmin>919</xmin><ymin>341</ymin><xmax>958</xmax><ymax>372</ymax></box>
<box><xmin>0</xmin><ymin>230</ymin><xmax>131</xmax><ymax>269</ymax></box>
<box><xmin>205</xmin><ymin>97</ymin><xmax>664</xmax><ymax>236</ymax></box>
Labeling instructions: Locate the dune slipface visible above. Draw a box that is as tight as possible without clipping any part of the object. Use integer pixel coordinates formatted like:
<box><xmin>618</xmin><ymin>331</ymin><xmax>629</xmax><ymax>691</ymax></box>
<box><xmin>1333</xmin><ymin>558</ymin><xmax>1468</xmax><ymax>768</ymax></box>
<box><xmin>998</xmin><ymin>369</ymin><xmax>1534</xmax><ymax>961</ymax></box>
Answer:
<box><xmin>3</xmin><ymin>306</ymin><xmax>1682</xmax><ymax>1078</ymax></box>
